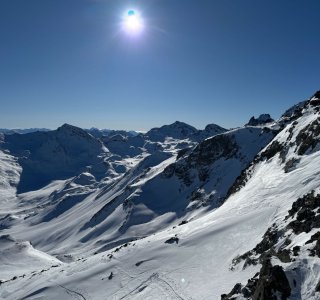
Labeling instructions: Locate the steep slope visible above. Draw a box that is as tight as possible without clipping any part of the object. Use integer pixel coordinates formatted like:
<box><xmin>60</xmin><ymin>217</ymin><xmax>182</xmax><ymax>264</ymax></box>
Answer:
<box><xmin>221</xmin><ymin>92</ymin><xmax>320</xmax><ymax>299</ymax></box>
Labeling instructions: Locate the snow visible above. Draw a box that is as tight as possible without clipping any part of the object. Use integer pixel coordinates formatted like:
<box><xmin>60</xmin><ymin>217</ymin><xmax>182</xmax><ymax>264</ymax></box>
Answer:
<box><xmin>1</xmin><ymin>101</ymin><xmax>320</xmax><ymax>299</ymax></box>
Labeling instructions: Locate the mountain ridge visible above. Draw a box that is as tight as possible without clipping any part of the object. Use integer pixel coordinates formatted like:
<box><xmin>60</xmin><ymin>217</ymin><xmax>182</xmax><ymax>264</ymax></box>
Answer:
<box><xmin>0</xmin><ymin>91</ymin><xmax>320</xmax><ymax>299</ymax></box>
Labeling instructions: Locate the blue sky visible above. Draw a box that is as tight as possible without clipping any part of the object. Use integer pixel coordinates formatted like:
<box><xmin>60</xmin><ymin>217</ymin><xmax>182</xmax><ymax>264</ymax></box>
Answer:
<box><xmin>0</xmin><ymin>0</ymin><xmax>319</xmax><ymax>130</ymax></box>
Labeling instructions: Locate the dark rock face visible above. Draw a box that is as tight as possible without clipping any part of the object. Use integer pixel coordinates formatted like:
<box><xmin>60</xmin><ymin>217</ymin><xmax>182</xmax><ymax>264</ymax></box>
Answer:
<box><xmin>283</xmin><ymin>158</ymin><xmax>300</xmax><ymax>173</ymax></box>
<box><xmin>165</xmin><ymin>236</ymin><xmax>179</xmax><ymax>244</ymax></box>
<box><xmin>187</xmin><ymin>135</ymin><xmax>237</xmax><ymax>167</ymax></box>
<box><xmin>260</xmin><ymin>141</ymin><xmax>283</xmax><ymax>161</ymax></box>
<box><xmin>315</xmin><ymin>239</ymin><xmax>320</xmax><ymax>257</ymax></box>
<box><xmin>281</xmin><ymin>101</ymin><xmax>306</xmax><ymax>123</ymax></box>
<box><xmin>225</xmin><ymin>190</ymin><xmax>320</xmax><ymax>299</ymax></box>
<box><xmin>246</xmin><ymin>114</ymin><xmax>274</xmax><ymax>126</ymax></box>
<box><xmin>192</xmin><ymin>123</ymin><xmax>227</xmax><ymax>141</ymax></box>
<box><xmin>292</xmin><ymin>246</ymin><xmax>300</xmax><ymax>256</ymax></box>
<box><xmin>252</xmin><ymin>259</ymin><xmax>291</xmax><ymax>300</ymax></box>
<box><xmin>313</xmin><ymin>90</ymin><xmax>320</xmax><ymax>99</ymax></box>
<box><xmin>225</xmin><ymin>162</ymin><xmax>254</xmax><ymax>198</ymax></box>
<box><xmin>310</xmin><ymin>91</ymin><xmax>320</xmax><ymax>106</ymax></box>
<box><xmin>254</xmin><ymin>226</ymin><xmax>279</xmax><ymax>254</ymax></box>
<box><xmin>232</xmin><ymin>191</ymin><xmax>320</xmax><ymax>267</ymax></box>
<box><xmin>221</xmin><ymin>283</ymin><xmax>242</xmax><ymax>299</ymax></box>
<box><xmin>316</xmin><ymin>279</ymin><xmax>320</xmax><ymax>292</ymax></box>
<box><xmin>163</xmin><ymin>134</ymin><xmax>238</xmax><ymax>186</ymax></box>
<box><xmin>295</xmin><ymin>118</ymin><xmax>320</xmax><ymax>155</ymax></box>
<box><xmin>223</xmin><ymin>260</ymin><xmax>291</xmax><ymax>300</ymax></box>
<box><xmin>287</xmin><ymin>191</ymin><xmax>320</xmax><ymax>234</ymax></box>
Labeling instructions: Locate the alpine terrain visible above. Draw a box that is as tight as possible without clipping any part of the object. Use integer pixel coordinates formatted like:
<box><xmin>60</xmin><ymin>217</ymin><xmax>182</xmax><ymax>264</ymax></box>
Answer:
<box><xmin>1</xmin><ymin>91</ymin><xmax>320</xmax><ymax>300</ymax></box>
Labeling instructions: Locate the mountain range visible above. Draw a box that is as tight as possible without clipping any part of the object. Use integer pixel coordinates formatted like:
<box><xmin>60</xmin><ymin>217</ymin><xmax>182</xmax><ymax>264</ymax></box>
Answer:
<box><xmin>0</xmin><ymin>91</ymin><xmax>320</xmax><ymax>300</ymax></box>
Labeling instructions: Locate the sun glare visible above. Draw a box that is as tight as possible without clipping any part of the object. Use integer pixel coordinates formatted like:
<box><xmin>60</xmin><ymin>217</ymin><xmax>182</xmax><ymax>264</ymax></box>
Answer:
<box><xmin>122</xmin><ymin>10</ymin><xmax>144</xmax><ymax>35</ymax></box>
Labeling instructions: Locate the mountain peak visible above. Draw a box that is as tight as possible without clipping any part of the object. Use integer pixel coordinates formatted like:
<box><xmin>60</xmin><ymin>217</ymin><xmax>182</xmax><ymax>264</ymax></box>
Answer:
<box><xmin>57</xmin><ymin>123</ymin><xmax>95</xmax><ymax>139</ymax></box>
<box><xmin>245</xmin><ymin>114</ymin><xmax>274</xmax><ymax>126</ymax></box>
<box><xmin>146</xmin><ymin>121</ymin><xmax>198</xmax><ymax>141</ymax></box>
<box><xmin>58</xmin><ymin>123</ymin><xmax>81</xmax><ymax>131</ymax></box>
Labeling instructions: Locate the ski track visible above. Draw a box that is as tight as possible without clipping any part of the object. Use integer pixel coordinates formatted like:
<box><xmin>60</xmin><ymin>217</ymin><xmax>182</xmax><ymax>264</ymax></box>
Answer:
<box><xmin>59</xmin><ymin>285</ymin><xmax>87</xmax><ymax>300</ymax></box>
<box><xmin>114</xmin><ymin>273</ymin><xmax>188</xmax><ymax>300</ymax></box>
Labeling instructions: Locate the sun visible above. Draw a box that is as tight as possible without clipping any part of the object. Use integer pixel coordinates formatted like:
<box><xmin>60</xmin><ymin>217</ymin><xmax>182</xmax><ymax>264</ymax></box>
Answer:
<box><xmin>122</xmin><ymin>10</ymin><xmax>144</xmax><ymax>35</ymax></box>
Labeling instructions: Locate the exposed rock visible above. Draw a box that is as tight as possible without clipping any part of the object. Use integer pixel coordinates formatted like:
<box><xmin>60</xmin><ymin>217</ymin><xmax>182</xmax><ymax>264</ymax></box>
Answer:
<box><xmin>187</xmin><ymin>134</ymin><xmax>237</xmax><ymax>166</ymax></box>
<box><xmin>292</xmin><ymin>246</ymin><xmax>300</xmax><ymax>256</ymax></box>
<box><xmin>254</xmin><ymin>226</ymin><xmax>279</xmax><ymax>254</ymax></box>
<box><xmin>165</xmin><ymin>236</ymin><xmax>179</xmax><ymax>244</ymax></box>
<box><xmin>221</xmin><ymin>283</ymin><xmax>242</xmax><ymax>299</ymax></box>
<box><xmin>316</xmin><ymin>279</ymin><xmax>320</xmax><ymax>292</ymax></box>
<box><xmin>246</xmin><ymin>114</ymin><xmax>274</xmax><ymax>126</ymax></box>
<box><xmin>310</xmin><ymin>90</ymin><xmax>320</xmax><ymax>106</ymax></box>
<box><xmin>252</xmin><ymin>259</ymin><xmax>291</xmax><ymax>300</ymax></box>
<box><xmin>223</xmin><ymin>259</ymin><xmax>291</xmax><ymax>300</ymax></box>
<box><xmin>178</xmin><ymin>220</ymin><xmax>189</xmax><ymax>226</ymax></box>
<box><xmin>287</xmin><ymin>191</ymin><xmax>320</xmax><ymax>234</ymax></box>
<box><xmin>315</xmin><ymin>239</ymin><xmax>320</xmax><ymax>257</ymax></box>
<box><xmin>280</xmin><ymin>101</ymin><xmax>306</xmax><ymax>123</ymax></box>
<box><xmin>284</xmin><ymin>158</ymin><xmax>300</xmax><ymax>173</ymax></box>
<box><xmin>225</xmin><ymin>162</ymin><xmax>255</xmax><ymax>197</ymax></box>
<box><xmin>295</xmin><ymin>118</ymin><xmax>320</xmax><ymax>155</ymax></box>
<box><xmin>306</xmin><ymin>231</ymin><xmax>320</xmax><ymax>245</ymax></box>
<box><xmin>260</xmin><ymin>141</ymin><xmax>283</xmax><ymax>161</ymax></box>
<box><xmin>276</xmin><ymin>249</ymin><xmax>291</xmax><ymax>263</ymax></box>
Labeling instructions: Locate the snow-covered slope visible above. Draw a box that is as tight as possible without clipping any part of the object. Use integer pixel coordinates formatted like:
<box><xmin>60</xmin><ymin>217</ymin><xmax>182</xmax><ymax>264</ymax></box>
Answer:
<box><xmin>1</xmin><ymin>124</ymin><xmax>109</xmax><ymax>193</ymax></box>
<box><xmin>1</xmin><ymin>92</ymin><xmax>320</xmax><ymax>300</ymax></box>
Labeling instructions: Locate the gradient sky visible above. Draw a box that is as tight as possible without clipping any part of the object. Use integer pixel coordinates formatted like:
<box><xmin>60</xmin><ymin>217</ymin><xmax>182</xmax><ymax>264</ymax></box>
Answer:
<box><xmin>1</xmin><ymin>0</ymin><xmax>320</xmax><ymax>131</ymax></box>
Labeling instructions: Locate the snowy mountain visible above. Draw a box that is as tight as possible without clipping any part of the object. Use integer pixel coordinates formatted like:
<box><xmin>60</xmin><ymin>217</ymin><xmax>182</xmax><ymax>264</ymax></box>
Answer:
<box><xmin>1</xmin><ymin>123</ymin><xmax>109</xmax><ymax>193</ymax></box>
<box><xmin>0</xmin><ymin>128</ymin><xmax>51</xmax><ymax>135</ymax></box>
<box><xmin>1</xmin><ymin>91</ymin><xmax>320</xmax><ymax>300</ymax></box>
<box><xmin>145</xmin><ymin>121</ymin><xmax>199</xmax><ymax>142</ymax></box>
<box><xmin>85</xmin><ymin>127</ymin><xmax>139</xmax><ymax>139</ymax></box>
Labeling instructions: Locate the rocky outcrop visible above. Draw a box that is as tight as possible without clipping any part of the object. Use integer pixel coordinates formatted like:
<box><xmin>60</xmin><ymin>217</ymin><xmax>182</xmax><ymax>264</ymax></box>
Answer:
<box><xmin>225</xmin><ymin>190</ymin><xmax>320</xmax><ymax>299</ymax></box>
<box><xmin>252</xmin><ymin>259</ymin><xmax>291</xmax><ymax>300</ymax></box>
<box><xmin>223</xmin><ymin>259</ymin><xmax>291</xmax><ymax>300</ymax></box>
<box><xmin>246</xmin><ymin>114</ymin><xmax>274</xmax><ymax>126</ymax></box>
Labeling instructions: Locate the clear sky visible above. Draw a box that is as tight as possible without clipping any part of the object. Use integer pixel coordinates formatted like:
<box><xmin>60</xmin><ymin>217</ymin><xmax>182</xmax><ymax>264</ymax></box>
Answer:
<box><xmin>1</xmin><ymin>0</ymin><xmax>319</xmax><ymax>131</ymax></box>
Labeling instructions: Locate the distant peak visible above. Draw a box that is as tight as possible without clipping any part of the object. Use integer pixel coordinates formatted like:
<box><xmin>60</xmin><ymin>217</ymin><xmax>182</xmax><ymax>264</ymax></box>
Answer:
<box><xmin>57</xmin><ymin>123</ymin><xmax>95</xmax><ymax>139</ymax></box>
<box><xmin>59</xmin><ymin>123</ymin><xmax>77</xmax><ymax>130</ymax></box>
<box><xmin>246</xmin><ymin>114</ymin><xmax>274</xmax><ymax>126</ymax></box>
<box><xmin>146</xmin><ymin>121</ymin><xmax>198</xmax><ymax>140</ymax></box>
<box><xmin>167</xmin><ymin>121</ymin><xmax>195</xmax><ymax>129</ymax></box>
<box><xmin>172</xmin><ymin>121</ymin><xmax>188</xmax><ymax>125</ymax></box>
<box><xmin>204</xmin><ymin>123</ymin><xmax>227</xmax><ymax>132</ymax></box>
<box><xmin>58</xmin><ymin>123</ymin><xmax>86</xmax><ymax>133</ymax></box>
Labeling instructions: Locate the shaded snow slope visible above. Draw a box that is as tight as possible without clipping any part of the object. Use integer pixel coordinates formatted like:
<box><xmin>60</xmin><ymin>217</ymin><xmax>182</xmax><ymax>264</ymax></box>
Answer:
<box><xmin>1</xmin><ymin>124</ymin><xmax>109</xmax><ymax>193</ymax></box>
